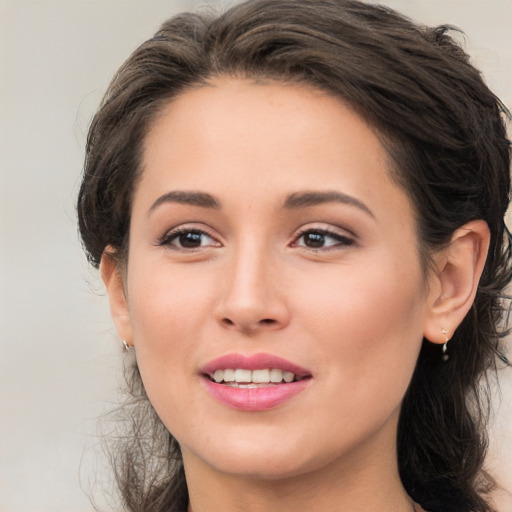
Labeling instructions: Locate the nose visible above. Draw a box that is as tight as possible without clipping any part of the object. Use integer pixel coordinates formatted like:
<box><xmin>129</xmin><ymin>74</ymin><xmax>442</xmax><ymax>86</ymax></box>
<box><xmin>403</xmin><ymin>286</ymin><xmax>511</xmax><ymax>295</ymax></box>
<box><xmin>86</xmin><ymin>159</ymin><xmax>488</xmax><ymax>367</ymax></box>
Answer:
<box><xmin>214</xmin><ymin>244</ymin><xmax>291</xmax><ymax>334</ymax></box>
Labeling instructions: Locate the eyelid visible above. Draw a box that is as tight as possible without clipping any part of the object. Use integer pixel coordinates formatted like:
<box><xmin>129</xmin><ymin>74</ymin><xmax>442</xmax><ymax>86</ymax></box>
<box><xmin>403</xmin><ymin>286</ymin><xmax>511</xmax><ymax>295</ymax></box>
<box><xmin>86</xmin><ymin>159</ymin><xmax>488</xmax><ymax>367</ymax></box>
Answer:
<box><xmin>291</xmin><ymin>225</ymin><xmax>356</xmax><ymax>249</ymax></box>
<box><xmin>157</xmin><ymin>224</ymin><xmax>222</xmax><ymax>249</ymax></box>
<box><xmin>156</xmin><ymin>222</ymin><xmax>356</xmax><ymax>251</ymax></box>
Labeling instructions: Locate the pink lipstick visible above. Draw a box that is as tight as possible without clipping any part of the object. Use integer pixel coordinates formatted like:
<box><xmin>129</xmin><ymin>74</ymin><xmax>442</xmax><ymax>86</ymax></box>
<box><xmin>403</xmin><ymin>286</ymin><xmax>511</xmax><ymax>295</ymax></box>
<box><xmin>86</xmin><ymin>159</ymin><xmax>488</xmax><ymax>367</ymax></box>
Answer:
<box><xmin>201</xmin><ymin>353</ymin><xmax>312</xmax><ymax>411</ymax></box>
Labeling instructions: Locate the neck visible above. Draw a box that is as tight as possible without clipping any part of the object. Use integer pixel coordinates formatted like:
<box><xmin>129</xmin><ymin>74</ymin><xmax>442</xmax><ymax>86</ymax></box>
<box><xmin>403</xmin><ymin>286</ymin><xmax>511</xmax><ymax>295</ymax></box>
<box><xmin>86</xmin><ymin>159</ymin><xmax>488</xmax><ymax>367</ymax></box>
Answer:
<box><xmin>186</xmin><ymin>469</ymin><xmax>414</xmax><ymax>512</ymax></box>
<box><xmin>184</xmin><ymin>410</ymin><xmax>414</xmax><ymax>512</ymax></box>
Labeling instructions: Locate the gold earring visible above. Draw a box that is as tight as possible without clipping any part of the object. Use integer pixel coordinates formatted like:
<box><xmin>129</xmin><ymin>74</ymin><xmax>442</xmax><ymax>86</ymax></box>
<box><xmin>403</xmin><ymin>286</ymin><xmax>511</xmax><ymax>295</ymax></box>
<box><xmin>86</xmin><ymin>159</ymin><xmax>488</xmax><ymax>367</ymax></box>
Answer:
<box><xmin>441</xmin><ymin>328</ymin><xmax>449</xmax><ymax>362</ymax></box>
<box><xmin>122</xmin><ymin>339</ymin><xmax>131</xmax><ymax>352</ymax></box>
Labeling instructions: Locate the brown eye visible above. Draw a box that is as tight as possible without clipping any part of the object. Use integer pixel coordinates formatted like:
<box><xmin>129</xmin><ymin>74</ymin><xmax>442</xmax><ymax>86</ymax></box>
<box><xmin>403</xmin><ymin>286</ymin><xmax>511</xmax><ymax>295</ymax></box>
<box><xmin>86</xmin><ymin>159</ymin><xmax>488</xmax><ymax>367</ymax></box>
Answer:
<box><xmin>295</xmin><ymin>229</ymin><xmax>354</xmax><ymax>249</ymax></box>
<box><xmin>160</xmin><ymin>229</ymin><xmax>220</xmax><ymax>250</ymax></box>
<box><xmin>178</xmin><ymin>231</ymin><xmax>204</xmax><ymax>248</ymax></box>
<box><xmin>303</xmin><ymin>232</ymin><xmax>326</xmax><ymax>248</ymax></box>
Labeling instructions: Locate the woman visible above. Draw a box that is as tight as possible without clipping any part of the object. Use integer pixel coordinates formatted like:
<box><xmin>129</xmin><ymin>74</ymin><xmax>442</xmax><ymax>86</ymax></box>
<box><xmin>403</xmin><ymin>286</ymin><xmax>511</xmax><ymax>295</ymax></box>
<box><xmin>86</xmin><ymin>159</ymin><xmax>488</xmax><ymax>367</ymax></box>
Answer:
<box><xmin>77</xmin><ymin>1</ymin><xmax>511</xmax><ymax>511</ymax></box>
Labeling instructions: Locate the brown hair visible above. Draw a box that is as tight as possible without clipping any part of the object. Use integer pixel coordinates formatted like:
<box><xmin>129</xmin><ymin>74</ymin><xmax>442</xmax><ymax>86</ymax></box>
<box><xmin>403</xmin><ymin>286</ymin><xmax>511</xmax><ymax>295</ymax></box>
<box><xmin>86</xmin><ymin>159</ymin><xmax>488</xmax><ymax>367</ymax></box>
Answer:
<box><xmin>77</xmin><ymin>1</ymin><xmax>512</xmax><ymax>511</ymax></box>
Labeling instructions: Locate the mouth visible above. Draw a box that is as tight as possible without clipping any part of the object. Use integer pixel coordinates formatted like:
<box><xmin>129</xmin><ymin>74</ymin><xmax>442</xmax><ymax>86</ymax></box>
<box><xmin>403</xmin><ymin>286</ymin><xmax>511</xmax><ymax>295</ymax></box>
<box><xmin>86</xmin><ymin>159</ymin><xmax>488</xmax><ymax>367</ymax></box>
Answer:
<box><xmin>207</xmin><ymin>368</ymin><xmax>307</xmax><ymax>388</ymax></box>
<box><xmin>201</xmin><ymin>353</ymin><xmax>312</xmax><ymax>411</ymax></box>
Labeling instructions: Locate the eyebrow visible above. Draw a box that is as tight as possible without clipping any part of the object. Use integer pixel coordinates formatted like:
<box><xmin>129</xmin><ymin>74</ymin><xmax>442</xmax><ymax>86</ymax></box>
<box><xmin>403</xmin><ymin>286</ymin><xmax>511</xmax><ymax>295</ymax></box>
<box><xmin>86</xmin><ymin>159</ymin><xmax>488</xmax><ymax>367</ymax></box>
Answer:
<box><xmin>284</xmin><ymin>190</ymin><xmax>374</xmax><ymax>218</ymax></box>
<box><xmin>149</xmin><ymin>191</ymin><xmax>221</xmax><ymax>214</ymax></box>
<box><xmin>149</xmin><ymin>189</ymin><xmax>374</xmax><ymax>218</ymax></box>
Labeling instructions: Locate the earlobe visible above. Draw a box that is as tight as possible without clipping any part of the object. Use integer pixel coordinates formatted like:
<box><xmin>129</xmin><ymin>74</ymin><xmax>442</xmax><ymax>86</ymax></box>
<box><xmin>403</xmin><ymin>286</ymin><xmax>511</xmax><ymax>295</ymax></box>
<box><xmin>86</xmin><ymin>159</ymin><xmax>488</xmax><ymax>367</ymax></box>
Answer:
<box><xmin>423</xmin><ymin>220</ymin><xmax>490</xmax><ymax>344</ymax></box>
<box><xmin>100</xmin><ymin>248</ymin><xmax>133</xmax><ymax>347</ymax></box>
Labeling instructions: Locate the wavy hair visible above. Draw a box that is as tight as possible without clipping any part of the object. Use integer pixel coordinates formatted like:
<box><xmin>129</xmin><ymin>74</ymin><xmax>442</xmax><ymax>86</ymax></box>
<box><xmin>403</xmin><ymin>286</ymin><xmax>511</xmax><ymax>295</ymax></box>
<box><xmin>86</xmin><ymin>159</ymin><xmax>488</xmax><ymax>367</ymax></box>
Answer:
<box><xmin>77</xmin><ymin>1</ymin><xmax>512</xmax><ymax>511</ymax></box>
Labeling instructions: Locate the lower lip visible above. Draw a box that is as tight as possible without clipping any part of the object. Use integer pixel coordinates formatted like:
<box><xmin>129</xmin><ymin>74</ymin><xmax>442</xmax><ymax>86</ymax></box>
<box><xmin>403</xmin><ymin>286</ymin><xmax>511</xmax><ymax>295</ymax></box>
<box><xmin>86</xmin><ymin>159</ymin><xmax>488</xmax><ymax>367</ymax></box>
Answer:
<box><xmin>203</xmin><ymin>378</ymin><xmax>310</xmax><ymax>411</ymax></box>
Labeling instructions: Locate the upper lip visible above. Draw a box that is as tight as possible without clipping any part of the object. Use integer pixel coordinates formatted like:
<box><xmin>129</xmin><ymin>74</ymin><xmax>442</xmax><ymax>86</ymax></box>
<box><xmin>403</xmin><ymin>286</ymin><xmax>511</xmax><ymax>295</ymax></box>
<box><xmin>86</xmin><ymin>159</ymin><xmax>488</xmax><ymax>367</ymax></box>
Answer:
<box><xmin>201</xmin><ymin>353</ymin><xmax>312</xmax><ymax>378</ymax></box>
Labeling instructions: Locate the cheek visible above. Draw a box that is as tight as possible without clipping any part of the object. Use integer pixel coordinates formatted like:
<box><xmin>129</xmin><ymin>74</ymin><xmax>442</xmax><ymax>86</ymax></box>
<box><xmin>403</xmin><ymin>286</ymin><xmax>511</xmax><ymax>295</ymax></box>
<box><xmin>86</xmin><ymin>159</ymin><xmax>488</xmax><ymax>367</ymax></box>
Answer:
<box><xmin>295</xmin><ymin>254</ymin><xmax>425</xmax><ymax>387</ymax></box>
<box><xmin>128</xmin><ymin>260</ymin><xmax>212</xmax><ymax>341</ymax></box>
<box><xmin>125</xmin><ymin>263</ymin><xmax>212</xmax><ymax>404</ymax></box>
<box><xmin>288</xmin><ymin>265</ymin><xmax>424</xmax><ymax>452</ymax></box>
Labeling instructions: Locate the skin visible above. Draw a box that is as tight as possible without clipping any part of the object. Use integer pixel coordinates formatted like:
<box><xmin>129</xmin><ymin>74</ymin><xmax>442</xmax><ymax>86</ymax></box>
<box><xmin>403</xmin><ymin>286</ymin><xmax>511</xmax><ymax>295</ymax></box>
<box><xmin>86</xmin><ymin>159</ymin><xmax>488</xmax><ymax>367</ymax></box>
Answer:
<box><xmin>102</xmin><ymin>78</ymin><xmax>490</xmax><ymax>512</ymax></box>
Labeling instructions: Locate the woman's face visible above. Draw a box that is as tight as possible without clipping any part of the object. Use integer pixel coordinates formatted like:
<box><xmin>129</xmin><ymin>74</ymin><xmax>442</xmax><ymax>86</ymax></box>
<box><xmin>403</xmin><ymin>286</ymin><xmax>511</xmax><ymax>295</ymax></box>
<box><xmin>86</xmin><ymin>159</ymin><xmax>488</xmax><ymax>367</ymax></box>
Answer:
<box><xmin>117</xmin><ymin>79</ymin><xmax>438</xmax><ymax>479</ymax></box>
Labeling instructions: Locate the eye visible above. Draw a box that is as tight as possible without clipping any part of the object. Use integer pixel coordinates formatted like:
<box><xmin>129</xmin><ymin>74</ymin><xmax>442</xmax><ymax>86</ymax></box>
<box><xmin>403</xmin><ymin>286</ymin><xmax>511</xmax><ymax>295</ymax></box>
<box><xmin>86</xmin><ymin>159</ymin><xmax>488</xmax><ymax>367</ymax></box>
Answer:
<box><xmin>159</xmin><ymin>228</ymin><xmax>221</xmax><ymax>250</ymax></box>
<box><xmin>294</xmin><ymin>228</ymin><xmax>354</xmax><ymax>249</ymax></box>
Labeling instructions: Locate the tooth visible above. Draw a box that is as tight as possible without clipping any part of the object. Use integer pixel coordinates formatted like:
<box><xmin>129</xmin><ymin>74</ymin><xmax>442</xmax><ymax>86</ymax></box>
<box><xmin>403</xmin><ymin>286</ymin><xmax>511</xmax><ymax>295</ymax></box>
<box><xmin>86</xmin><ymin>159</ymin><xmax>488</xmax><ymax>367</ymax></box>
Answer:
<box><xmin>283</xmin><ymin>371</ymin><xmax>295</xmax><ymax>383</ymax></box>
<box><xmin>223</xmin><ymin>369</ymin><xmax>235</xmax><ymax>382</ymax></box>
<box><xmin>270</xmin><ymin>369</ymin><xmax>283</xmax><ymax>383</ymax></box>
<box><xmin>213</xmin><ymin>369</ymin><xmax>224</xmax><ymax>383</ymax></box>
<box><xmin>252</xmin><ymin>369</ymin><xmax>270</xmax><ymax>383</ymax></box>
<box><xmin>235</xmin><ymin>369</ymin><xmax>252</xmax><ymax>382</ymax></box>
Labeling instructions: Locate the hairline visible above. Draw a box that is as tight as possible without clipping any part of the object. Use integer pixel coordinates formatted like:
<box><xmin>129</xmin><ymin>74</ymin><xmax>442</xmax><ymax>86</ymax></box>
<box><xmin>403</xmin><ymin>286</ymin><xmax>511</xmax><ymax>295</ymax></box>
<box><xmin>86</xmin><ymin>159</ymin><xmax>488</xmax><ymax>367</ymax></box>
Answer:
<box><xmin>112</xmin><ymin>74</ymin><xmax>436</xmax><ymax>288</ymax></box>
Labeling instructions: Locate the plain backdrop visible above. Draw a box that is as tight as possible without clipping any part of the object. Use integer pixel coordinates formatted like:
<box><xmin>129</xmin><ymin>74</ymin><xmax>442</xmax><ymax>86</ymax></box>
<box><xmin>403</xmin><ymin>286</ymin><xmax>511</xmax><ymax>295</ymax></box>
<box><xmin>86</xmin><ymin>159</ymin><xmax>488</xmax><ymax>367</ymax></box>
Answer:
<box><xmin>0</xmin><ymin>0</ymin><xmax>510</xmax><ymax>510</ymax></box>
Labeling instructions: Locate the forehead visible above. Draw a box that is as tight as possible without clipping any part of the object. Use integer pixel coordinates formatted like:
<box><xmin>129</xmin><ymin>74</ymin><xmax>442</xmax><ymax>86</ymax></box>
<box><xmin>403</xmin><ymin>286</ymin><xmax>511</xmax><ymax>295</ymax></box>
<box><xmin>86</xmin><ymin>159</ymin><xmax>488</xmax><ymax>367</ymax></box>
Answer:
<box><xmin>138</xmin><ymin>78</ymin><xmax>415</xmax><ymax>232</ymax></box>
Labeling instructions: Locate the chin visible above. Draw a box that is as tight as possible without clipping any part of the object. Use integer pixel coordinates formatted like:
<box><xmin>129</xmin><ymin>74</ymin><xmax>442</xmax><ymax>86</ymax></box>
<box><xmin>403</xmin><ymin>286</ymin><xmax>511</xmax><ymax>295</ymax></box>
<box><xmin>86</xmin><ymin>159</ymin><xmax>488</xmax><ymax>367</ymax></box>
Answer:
<box><xmin>211</xmin><ymin>454</ymin><xmax>315</xmax><ymax>481</ymax></box>
<box><xmin>181</xmin><ymin>429</ymin><xmax>335</xmax><ymax>482</ymax></box>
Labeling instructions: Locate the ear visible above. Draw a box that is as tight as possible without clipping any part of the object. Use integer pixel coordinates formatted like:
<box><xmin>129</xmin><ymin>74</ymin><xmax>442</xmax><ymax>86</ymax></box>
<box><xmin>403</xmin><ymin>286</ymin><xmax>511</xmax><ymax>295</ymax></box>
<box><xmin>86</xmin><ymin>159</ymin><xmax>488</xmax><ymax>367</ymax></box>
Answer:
<box><xmin>423</xmin><ymin>220</ymin><xmax>490</xmax><ymax>344</ymax></box>
<box><xmin>100</xmin><ymin>248</ymin><xmax>133</xmax><ymax>347</ymax></box>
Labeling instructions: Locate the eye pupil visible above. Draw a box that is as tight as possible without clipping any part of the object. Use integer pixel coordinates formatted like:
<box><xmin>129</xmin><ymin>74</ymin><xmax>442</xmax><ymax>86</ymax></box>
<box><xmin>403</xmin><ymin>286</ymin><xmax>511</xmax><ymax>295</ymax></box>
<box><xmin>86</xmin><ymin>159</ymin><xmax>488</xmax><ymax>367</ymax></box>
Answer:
<box><xmin>179</xmin><ymin>232</ymin><xmax>202</xmax><ymax>247</ymax></box>
<box><xmin>304</xmin><ymin>232</ymin><xmax>325</xmax><ymax>248</ymax></box>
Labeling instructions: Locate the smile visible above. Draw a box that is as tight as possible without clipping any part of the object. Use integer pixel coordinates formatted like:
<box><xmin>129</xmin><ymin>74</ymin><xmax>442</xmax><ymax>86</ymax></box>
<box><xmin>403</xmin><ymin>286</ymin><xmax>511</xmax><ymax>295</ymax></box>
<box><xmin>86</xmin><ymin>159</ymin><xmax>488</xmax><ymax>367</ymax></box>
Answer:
<box><xmin>210</xmin><ymin>368</ymin><xmax>299</xmax><ymax>386</ymax></box>
<box><xmin>202</xmin><ymin>354</ymin><xmax>312</xmax><ymax>411</ymax></box>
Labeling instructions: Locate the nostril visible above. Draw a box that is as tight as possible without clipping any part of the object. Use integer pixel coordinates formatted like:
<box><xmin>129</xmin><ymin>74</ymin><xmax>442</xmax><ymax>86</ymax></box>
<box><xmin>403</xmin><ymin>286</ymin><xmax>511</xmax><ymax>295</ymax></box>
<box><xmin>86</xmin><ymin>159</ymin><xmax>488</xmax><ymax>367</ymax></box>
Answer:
<box><xmin>220</xmin><ymin>317</ymin><xmax>277</xmax><ymax>329</ymax></box>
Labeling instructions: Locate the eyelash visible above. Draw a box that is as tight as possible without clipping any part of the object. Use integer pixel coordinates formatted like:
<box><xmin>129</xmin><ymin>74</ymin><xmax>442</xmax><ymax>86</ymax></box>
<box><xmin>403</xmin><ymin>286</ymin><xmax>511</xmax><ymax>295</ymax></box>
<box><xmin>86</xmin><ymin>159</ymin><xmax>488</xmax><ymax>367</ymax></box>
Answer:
<box><xmin>159</xmin><ymin>225</ymin><xmax>355</xmax><ymax>253</ymax></box>
<box><xmin>158</xmin><ymin>227</ymin><xmax>220</xmax><ymax>250</ymax></box>
<box><xmin>292</xmin><ymin>227</ymin><xmax>355</xmax><ymax>250</ymax></box>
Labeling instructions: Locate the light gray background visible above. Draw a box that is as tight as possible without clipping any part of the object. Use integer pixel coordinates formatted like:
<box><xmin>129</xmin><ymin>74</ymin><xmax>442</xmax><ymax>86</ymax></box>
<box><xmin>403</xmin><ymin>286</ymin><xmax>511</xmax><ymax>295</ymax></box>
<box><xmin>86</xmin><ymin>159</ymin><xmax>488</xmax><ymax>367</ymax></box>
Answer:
<box><xmin>0</xmin><ymin>1</ymin><xmax>510</xmax><ymax>510</ymax></box>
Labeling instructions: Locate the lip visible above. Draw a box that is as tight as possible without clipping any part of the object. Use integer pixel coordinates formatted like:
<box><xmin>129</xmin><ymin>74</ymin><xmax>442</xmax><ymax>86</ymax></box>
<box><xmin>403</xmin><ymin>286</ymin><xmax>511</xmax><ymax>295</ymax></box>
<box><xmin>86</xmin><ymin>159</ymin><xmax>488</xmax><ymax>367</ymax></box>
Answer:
<box><xmin>201</xmin><ymin>353</ymin><xmax>312</xmax><ymax>411</ymax></box>
<box><xmin>201</xmin><ymin>352</ymin><xmax>311</xmax><ymax>377</ymax></box>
